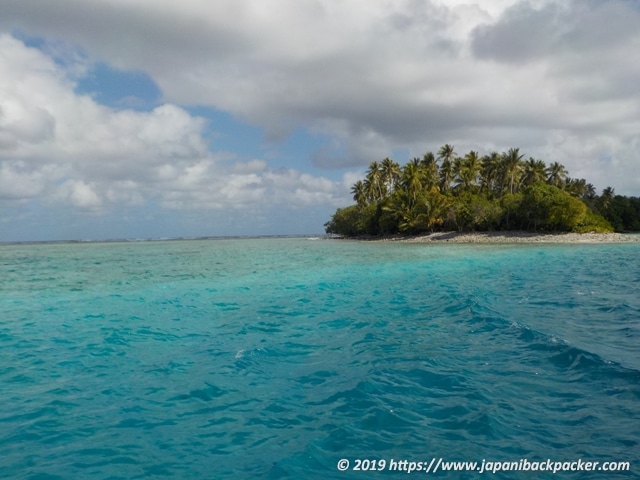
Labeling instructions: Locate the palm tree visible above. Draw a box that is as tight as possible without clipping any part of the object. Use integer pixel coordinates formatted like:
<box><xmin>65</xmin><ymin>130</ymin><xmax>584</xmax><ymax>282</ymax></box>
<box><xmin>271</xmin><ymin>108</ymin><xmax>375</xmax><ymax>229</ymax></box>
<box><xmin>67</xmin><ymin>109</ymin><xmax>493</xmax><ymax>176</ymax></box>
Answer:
<box><xmin>351</xmin><ymin>180</ymin><xmax>367</xmax><ymax>206</ymax></box>
<box><xmin>600</xmin><ymin>186</ymin><xmax>615</xmax><ymax>210</ymax></box>
<box><xmin>502</xmin><ymin>148</ymin><xmax>525</xmax><ymax>194</ymax></box>
<box><xmin>384</xmin><ymin>190</ymin><xmax>447</xmax><ymax>233</ymax></box>
<box><xmin>546</xmin><ymin>162</ymin><xmax>568</xmax><ymax>188</ymax></box>
<box><xmin>400</xmin><ymin>160</ymin><xmax>423</xmax><ymax>204</ymax></box>
<box><xmin>452</xmin><ymin>156</ymin><xmax>465</xmax><ymax>190</ymax></box>
<box><xmin>565</xmin><ymin>178</ymin><xmax>588</xmax><ymax>198</ymax></box>
<box><xmin>413</xmin><ymin>191</ymin><xmax>448</xmax><ymax>232</ymax></box>
<box><xmin>480</xmin><ymin>152</ymin><xmax>501</xmax><ymax>195</ymax></box>
<box><xmin>439</xmin><ymin>158</ymin><xmax>454</xmax><ymax>192</ymax></box>
<box><xmin>363</xmin><ymin>178</ymin><xmax>377</xmax><ymax>204</ymax></box>
<box><xmin>365</xmin><ymin>161</ymin><xmax>385</xmax><ymax>200</ymax></box>
<box><xmin>420</xmin><ymin>152</ymin><xmax>438</xmax><ymax>188</ymax></box>
<box><xmin>421</xmin><ymin>151</ymin><xmax>437</xmax><ymax>167</ymax></box>
<box><xmin>383</xmin><ymin>190</ymin><xmax>417</xmax><ymax>233</ymax></box>
<box><xmin>380</xmin><ymin>157</ymin><xmax>401</xmax><ymax>194</ymax></box>
<box><xmin>522</xmin><ymin>158</ymin><xmax>547</xmax><ymax>186</ymax></box>
<box><xmin>424</xmin><ymin>190</ymin><xmax>448</xmax><ymax>231</ymax></box>
<box><xmin>437</xmin><ymin>144</ymin><xmax>456</xmax><ymax>165</ymax></box>
<box><xmin>458</xmin><ymin>150</ymin><xmax>481</xmax><ymax>192</ymax></box>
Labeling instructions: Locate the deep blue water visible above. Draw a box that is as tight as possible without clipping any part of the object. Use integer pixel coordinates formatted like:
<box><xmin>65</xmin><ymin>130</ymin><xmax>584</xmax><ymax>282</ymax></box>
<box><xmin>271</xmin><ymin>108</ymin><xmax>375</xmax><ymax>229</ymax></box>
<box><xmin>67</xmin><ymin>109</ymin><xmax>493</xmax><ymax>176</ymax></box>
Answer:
<box><xmin>1</xmin><ymin>238</ymin><xmax>638</xmax><ymax>479</ymax></box>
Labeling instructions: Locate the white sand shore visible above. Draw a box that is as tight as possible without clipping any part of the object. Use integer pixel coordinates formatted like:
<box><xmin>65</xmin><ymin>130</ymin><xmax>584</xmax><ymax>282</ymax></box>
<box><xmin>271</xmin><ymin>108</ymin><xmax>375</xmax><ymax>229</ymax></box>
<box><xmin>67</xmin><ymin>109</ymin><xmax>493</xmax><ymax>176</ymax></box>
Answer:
<box><xmin>374</xmin><ymin>231</ymin><xmax>640</xmax><ymax>244</ymax></box>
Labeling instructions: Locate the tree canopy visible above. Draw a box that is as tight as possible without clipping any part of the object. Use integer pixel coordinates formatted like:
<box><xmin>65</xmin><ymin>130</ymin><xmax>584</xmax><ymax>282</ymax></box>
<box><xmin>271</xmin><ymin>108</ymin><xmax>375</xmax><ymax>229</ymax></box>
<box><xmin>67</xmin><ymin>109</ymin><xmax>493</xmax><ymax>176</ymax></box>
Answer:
<box><xmin>324</xmin><ymin>145</ymin><xmax>637</xmax><ymax>237</ymax></box>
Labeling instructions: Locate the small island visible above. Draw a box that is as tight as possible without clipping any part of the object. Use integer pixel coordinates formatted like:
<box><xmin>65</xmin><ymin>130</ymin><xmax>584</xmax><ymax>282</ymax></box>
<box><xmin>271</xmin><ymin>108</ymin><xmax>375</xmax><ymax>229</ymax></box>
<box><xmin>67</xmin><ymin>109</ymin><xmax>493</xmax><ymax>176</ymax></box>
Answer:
<box><xmin>325</xmin><ymin>145</ymin><xmax>640</xmax><ymax>240</ymax></box>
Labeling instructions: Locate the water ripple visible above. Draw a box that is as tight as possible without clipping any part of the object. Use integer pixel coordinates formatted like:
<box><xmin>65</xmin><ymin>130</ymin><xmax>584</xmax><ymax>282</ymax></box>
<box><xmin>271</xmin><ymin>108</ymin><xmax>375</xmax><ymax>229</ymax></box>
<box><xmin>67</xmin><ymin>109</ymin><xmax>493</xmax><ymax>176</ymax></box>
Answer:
<box><xmin>0</xmin><ymin>239</ymin><xmax>638</xmax><ymax>478</ymax></box>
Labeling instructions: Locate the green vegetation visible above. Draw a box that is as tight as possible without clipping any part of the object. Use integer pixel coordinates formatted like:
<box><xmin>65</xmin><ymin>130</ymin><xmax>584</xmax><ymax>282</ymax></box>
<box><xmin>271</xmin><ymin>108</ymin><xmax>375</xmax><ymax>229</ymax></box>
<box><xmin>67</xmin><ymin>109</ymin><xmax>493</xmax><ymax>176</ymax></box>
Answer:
<box><xmin>324</xmin><ymin>145</ymin><xmax>640</xmax><ymax>237</ymax></box>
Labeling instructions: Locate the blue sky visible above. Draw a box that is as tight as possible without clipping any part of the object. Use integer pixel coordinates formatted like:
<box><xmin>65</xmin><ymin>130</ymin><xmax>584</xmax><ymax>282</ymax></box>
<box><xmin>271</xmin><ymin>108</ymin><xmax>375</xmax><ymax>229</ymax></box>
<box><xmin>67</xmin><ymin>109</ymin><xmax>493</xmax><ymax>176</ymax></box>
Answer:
<box><xmin>75</xmin><ymin>61</ymin><xmax>344</xmax><ymax>177</ymax></box>
<box><xmin>1</xmin><ymin>0</ymin><xmax>639</xmax><ymax>241</ymax></box>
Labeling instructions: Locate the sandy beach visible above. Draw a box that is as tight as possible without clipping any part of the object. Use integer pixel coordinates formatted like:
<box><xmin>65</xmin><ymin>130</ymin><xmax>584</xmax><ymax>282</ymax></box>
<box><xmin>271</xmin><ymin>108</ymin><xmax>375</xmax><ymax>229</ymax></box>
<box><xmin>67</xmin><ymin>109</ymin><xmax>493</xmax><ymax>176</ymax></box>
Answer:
<box><xmin>370</xmin><ymin>231</ymin><xmax>640</xmax><ymax>244</ymax></box>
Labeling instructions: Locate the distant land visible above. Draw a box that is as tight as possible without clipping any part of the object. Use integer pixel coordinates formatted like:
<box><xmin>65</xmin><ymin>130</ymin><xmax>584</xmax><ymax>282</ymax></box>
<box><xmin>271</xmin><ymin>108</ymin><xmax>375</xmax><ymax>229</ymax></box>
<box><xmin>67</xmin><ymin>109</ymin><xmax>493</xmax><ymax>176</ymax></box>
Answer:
<box><xmin>325</xmin><ymin>144</ymin><xmax>640</xmax><ymax>238</ymax></box>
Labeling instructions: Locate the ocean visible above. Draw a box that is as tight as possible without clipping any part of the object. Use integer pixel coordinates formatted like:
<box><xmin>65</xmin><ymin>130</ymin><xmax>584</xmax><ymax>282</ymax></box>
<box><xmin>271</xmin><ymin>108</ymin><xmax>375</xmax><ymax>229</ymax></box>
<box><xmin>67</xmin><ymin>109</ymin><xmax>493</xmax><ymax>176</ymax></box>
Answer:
<box><xmin>1</xmin><ymin>237</ymin><xmax>638</xmax><ymax>479</ymax></box>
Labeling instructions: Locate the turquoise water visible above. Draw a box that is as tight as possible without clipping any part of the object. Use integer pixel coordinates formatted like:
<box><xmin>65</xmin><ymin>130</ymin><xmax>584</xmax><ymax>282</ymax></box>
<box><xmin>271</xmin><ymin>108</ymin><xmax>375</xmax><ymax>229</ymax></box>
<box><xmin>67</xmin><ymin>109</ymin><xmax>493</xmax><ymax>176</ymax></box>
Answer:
<box><xmin>1</xmin><ymin>238</ymin><xmax>638</xmax><ymax>479</ymax></box>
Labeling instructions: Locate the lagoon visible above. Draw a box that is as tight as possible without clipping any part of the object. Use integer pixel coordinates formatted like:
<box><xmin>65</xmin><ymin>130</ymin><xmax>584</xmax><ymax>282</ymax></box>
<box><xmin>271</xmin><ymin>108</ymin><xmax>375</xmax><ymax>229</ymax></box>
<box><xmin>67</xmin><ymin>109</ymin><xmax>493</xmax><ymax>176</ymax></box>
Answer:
<box><xmin>1</xmin><ymin>238</ymin><xmax>638</xmax><ymax>478</ymax></box>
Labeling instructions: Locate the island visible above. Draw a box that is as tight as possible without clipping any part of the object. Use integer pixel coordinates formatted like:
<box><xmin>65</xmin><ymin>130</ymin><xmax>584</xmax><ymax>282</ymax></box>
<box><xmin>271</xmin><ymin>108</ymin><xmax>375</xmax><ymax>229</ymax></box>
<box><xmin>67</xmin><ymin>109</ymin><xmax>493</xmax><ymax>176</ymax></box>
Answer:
<box><xmin>325</xmin><ymin>145</ymin><xmax>640</xmax><ymax>239</ymax></box>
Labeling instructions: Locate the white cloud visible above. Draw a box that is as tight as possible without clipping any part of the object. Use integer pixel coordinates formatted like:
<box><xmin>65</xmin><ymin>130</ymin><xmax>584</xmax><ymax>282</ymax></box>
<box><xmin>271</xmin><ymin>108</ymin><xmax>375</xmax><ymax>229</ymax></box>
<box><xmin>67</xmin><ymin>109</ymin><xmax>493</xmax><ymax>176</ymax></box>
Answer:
<box><xmin>232</xmin><ymin>159</ymin><xmax>268</xmax><ymax>174</ymax></box>
<box><xmin>0</xmin><ymin>100</ymin><xmax>55</xmax><ymax>148</ymax></box>
<box><xmin>56</xmin><ymin>179</ymin><xmax>103</xmax><ymax>210</ymax></box>
<box><xmin>1</xmin><ymin>0</ymin><xmax>640</xmax><ymax>238</ymax></box>
<box><xmin>0</xmin><ymin>161</ymin><xmax>50</xmax><ymax>200</ymax></box>
<box><xmin>0</xmin><ymin>34</ymin><xmax>349</xmax><ymax>225</ymax></box>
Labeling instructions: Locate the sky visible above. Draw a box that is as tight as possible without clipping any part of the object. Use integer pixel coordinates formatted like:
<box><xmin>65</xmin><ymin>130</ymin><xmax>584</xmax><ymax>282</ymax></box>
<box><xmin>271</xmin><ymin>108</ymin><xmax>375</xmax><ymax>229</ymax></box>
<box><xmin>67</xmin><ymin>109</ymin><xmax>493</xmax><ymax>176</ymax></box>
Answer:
<box><xmin>1</xmin><ymin>0</ymin><xmax>639</xmax><ymax>241</ymax></box>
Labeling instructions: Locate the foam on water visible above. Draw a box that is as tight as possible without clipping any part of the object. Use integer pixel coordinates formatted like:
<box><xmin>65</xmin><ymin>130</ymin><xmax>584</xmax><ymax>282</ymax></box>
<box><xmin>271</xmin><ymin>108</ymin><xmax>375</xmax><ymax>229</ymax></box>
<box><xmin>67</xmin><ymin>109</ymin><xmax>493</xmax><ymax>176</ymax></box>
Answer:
<box><xmin>1</xmin><ymin>238</ymin><xmax>639</xmax><ymax>478</ymax></box>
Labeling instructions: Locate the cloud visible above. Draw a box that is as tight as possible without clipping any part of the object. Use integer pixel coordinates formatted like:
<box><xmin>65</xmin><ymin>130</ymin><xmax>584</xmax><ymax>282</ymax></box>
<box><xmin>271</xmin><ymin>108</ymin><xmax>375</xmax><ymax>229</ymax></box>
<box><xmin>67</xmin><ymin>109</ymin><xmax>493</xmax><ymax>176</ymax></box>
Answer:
<box><xmin>0</xmin><ymin>34</ymin><xmax>349</xmax><ymax>223</ymax></box>
<box><xmin>1</xmin><ymin>0</ymin><xmax>640</xmax><ymax>239</ymax></box>
<box><xmin>0</xmin><ymin>161</ymin><xmax>50</xmax><ymax>200</ymax></box>
<box><xmin>232</xmin><ymin>159</ymin><xmax>267</xmax><ymax>175</ymax></box>
<box><xmin>472</xmin><ymin>1</ymin><xmax>640</xmax><ymax>63</ymax></box>
<box><xmin>56</xmin><ymin>179</ymin><xmax>103</xmax><ymax>210</ymax></box>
